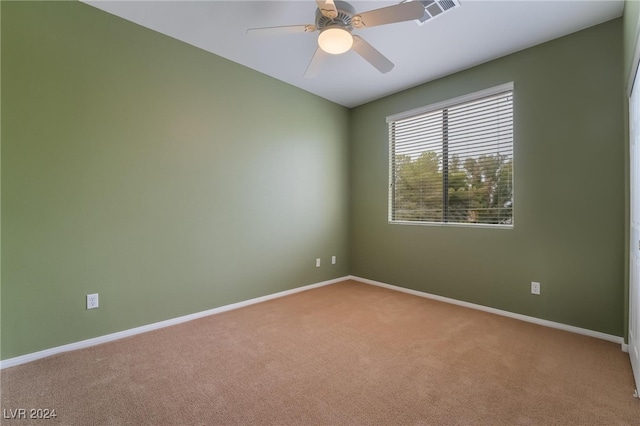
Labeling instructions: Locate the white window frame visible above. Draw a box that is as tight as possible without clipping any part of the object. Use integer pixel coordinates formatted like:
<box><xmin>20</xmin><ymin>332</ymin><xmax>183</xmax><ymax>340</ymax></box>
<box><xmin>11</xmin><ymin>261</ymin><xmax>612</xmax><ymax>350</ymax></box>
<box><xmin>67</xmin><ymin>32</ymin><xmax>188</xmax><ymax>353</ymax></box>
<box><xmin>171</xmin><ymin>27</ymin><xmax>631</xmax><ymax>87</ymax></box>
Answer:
<box><xmin>387</xmin><ymin>82</ymin><xmax>514</xmax><ymax>228</ymax></box>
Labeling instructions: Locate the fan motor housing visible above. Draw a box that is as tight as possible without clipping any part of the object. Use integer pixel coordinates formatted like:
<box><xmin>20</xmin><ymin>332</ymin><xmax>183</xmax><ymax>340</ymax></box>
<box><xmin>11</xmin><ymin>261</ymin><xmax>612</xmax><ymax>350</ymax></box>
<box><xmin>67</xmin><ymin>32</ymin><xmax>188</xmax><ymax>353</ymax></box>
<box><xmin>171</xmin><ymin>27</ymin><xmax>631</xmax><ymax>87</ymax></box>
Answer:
<box><xmin>316</xmin><ymin>1</ymin><xmax>355</xmax><ymax>31</ymax></box>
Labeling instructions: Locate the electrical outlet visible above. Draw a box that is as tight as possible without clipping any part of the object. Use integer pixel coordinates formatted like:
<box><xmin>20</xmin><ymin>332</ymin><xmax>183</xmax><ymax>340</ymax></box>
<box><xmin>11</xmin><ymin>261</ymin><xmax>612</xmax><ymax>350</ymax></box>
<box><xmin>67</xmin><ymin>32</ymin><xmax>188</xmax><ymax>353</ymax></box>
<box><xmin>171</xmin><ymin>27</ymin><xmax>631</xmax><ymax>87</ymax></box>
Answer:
<box><xmin>87</xmin><ymin>293</ymin><xmax>99</xmax><ymax>309</ymax></box>
<box><xmin>531</xmin><ymin>282</ymin><xmax>541</xmax><ymax>295</ymax></box>
<box><xmin>316</xmin><ymin>258</ymin><xmax>321</xmax><ymax>268</ymax></box>
<box><xmin>331</xmin><ymin>255</ymin><xmax>336</xmax><ymax>265</ymax></box>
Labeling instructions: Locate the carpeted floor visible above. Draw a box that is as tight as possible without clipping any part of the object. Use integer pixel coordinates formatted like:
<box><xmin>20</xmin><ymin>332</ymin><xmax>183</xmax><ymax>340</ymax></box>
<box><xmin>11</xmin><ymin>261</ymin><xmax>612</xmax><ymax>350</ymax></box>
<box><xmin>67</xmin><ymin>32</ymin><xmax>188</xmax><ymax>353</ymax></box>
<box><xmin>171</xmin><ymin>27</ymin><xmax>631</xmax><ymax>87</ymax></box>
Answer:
<box><xmin>1</xmin><ymin>280</ymin><xmax>639</xmax><ymax>425</ymax></box>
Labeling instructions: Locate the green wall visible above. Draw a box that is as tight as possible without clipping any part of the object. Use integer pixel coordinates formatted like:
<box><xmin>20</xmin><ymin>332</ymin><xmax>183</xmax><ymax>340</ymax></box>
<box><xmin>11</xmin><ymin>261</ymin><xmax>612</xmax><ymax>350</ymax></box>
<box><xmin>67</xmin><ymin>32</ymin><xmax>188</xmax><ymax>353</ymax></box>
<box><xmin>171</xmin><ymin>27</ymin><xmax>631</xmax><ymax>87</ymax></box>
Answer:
<box><xmin>1</xmin><ymin>2</ymin><xmax>350</xmax><ymax>359</ymax></box>
<box><xmin>349</xmin><ymin>19</ymin><xmax>624</xmax><ymax>336</ymax></box>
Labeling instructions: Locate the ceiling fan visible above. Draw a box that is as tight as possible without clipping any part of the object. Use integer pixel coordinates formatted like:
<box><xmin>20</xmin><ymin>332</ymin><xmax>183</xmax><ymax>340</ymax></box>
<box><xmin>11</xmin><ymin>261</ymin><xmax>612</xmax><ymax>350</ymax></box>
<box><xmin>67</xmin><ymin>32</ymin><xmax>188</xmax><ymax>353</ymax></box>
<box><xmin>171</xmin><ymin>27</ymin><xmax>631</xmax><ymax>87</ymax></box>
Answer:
<box><xmin>247</xmin><ymin>0</ymin><xmax>425</xmax><ymax>78</ymax></box>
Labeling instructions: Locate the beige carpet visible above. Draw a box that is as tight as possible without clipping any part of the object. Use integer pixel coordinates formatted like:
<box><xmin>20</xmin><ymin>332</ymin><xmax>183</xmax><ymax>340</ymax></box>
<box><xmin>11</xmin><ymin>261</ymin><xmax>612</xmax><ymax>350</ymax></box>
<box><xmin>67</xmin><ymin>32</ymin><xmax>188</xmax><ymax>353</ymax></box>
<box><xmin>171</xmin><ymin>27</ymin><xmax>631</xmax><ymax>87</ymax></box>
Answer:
<box><xmin>1</xmin><ymin>280</ymin><xmax>638</xmax><ymax>425</ymax></box>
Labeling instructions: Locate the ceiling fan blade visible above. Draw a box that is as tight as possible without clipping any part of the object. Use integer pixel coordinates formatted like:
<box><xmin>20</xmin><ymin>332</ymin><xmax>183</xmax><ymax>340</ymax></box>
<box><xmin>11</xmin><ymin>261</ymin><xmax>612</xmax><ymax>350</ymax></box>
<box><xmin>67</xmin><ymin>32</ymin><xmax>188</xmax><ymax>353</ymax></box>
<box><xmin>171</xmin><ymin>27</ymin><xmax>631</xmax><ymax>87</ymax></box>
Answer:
<box><xmin>351</xmin><ymin>36</ymin><xmax>394</xmax><ymax>74</ymax></box>
<box><xmin>316</xmin><ymin>0</ymin><xmax>338</xmax><ymax>18</ymax></box>
<box><xmin>246</xmin><ymin>24</ymin><xmax>316</xmax><ymax>36</ymax></box>
<box><xmin>304</xmin><ymin>47</ymin><xmax>329</xmax><ymax>79</ymax></box>
<box><xmin>352</xmin><ymin>2</ymin><xmax>425</xmax><ymax>28</ymax></box>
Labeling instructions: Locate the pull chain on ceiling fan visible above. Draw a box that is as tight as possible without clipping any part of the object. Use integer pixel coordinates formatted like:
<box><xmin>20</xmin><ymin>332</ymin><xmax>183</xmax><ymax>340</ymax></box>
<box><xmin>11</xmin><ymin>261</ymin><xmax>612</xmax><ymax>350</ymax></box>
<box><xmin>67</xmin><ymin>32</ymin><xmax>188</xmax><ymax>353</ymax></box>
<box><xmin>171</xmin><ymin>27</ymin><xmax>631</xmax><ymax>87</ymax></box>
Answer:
<box><xmin>246</xmin><ymin>0</ymin><xmax>425</xmax><ymax>78</ymax></box>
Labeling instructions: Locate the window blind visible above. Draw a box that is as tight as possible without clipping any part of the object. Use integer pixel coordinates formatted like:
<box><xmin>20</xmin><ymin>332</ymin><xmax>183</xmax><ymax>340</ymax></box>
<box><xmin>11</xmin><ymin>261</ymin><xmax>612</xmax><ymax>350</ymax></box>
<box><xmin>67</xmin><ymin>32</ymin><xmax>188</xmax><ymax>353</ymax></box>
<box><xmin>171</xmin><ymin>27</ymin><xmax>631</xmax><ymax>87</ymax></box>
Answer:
<box><xmin>389</xmin><ymin>85</ymin><xmax>514</xmax><ymax>226</ymax></box>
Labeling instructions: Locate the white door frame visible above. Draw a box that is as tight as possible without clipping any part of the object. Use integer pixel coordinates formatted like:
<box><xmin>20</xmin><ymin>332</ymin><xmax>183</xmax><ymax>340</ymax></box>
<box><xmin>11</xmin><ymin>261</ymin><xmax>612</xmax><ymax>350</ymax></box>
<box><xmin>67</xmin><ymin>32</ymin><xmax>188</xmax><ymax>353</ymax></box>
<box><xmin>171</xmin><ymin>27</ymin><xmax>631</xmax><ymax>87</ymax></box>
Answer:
<box><xmin>627</xmin><ymin>24</ymin><xmax>640</xmax><ymax>395</ymax></box>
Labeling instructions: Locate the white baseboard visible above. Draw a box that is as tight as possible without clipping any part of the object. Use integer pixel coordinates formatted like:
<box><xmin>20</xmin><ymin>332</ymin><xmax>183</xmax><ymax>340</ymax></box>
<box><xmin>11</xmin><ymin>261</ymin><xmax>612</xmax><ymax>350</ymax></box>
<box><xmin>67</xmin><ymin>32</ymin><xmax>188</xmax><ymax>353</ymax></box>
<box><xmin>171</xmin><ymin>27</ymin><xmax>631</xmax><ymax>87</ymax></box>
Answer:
<box><xmin>348</xmin><ymin>275</ymin><xmax>626</xmax><ymax>348</ymax></box>
<box><xmin>2</xmin><ymin>274</ymin><xmax>626</xmax><ymax>369</ymax></box>
<box><xmin>0</xmin><ymin>276</ymin><xmax>348</xmax><ymax>369</ymax></box>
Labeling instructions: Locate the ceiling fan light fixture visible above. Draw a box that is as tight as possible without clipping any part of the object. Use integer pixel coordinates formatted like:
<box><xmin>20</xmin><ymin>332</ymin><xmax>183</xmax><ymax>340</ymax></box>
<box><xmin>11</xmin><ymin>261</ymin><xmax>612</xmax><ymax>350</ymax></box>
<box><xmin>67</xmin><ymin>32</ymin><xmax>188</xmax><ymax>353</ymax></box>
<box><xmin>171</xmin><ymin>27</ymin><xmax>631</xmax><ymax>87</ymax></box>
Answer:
<box><xmin>318</xmin><ymin>27</ymin><xmax>353</xmax><ymax>54</ymax></box>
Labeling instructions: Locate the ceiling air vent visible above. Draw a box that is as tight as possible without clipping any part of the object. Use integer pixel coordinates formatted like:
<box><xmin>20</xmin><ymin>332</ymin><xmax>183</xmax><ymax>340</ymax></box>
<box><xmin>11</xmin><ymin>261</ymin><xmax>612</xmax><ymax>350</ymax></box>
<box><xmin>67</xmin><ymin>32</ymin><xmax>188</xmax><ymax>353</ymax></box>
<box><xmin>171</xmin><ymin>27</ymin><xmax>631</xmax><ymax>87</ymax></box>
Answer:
<box><xmin>403</xmin><ymin>0</ymin><xmax>461</xmax><ymax>25</ymax></box>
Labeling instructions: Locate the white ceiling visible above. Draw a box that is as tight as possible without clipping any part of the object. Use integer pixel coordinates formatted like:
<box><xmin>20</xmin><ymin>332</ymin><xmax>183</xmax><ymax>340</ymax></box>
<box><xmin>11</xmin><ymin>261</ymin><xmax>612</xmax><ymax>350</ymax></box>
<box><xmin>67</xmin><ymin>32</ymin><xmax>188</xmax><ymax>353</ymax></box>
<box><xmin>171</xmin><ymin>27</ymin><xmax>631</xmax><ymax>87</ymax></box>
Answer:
<box><xmin>84</xmin><ymin>0</ymin><xmax>624</xmax><ymax>108</ymax></box>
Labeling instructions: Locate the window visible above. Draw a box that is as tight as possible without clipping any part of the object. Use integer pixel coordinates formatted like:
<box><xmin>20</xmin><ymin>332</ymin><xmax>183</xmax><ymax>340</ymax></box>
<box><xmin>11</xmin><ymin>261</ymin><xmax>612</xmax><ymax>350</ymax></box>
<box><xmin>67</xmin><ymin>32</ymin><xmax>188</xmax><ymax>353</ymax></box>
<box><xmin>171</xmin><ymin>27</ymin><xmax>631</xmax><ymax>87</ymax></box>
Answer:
<box><xmin>388</xmin><ymin>83</ymin><xmax>514</xmax><ymax>227</ymax></box>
